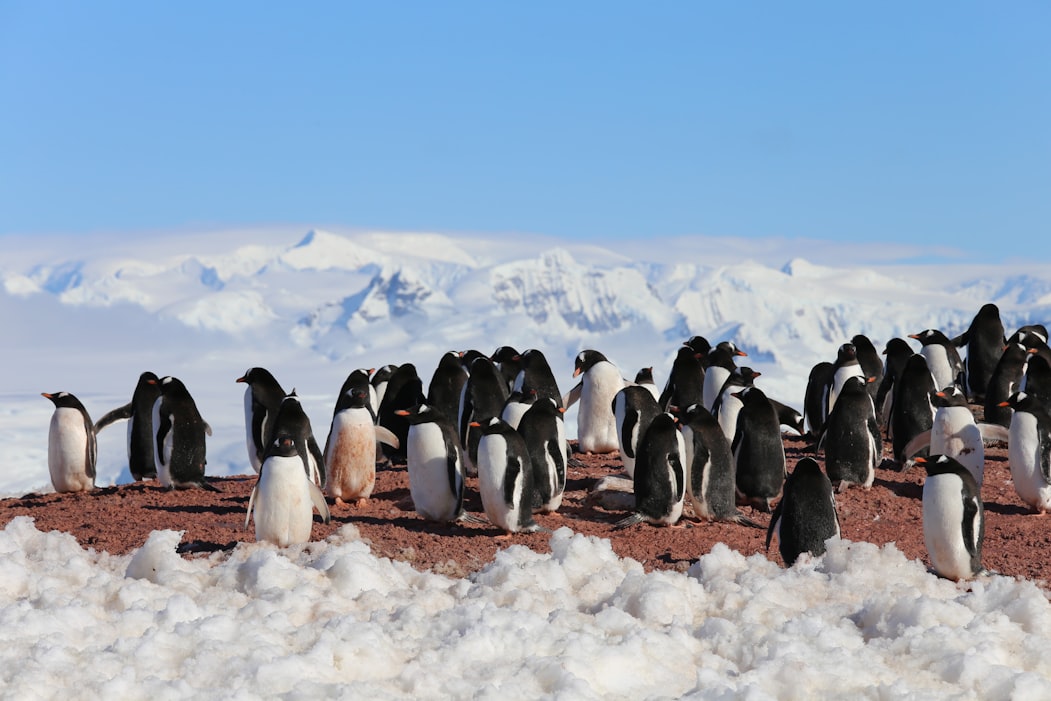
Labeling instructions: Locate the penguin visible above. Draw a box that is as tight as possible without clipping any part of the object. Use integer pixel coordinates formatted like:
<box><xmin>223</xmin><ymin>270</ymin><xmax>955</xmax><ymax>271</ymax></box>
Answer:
<box><xmin>658</xmin><ymin>346</ymin><xmax>705</xmax><ymax>412</ymax></box>
<box><xmin>512</xmin><ymin>348</ymin><xmax>563</xmax><ymax>408</ymax></box>
<box><xmin>952</xmin><ymin>303</ymin><xmax>1006</xmax><ymax>401</ymax></box>
<box><xmin>1023</xmin><ymin>354</ymin><xmax>1051</xmax><ymax>415</ymax></box>
<box><xmin>680</xmin><ymin>404</ymin><xmax>760</xmax><ymax>528</ymax></box>
<box><xmin>875</xmin><ymin>337</ymin><xmax>916</xmax><ymax>434</ymax></box>
<box><xmin>324</xmin><ymin>386</ymin><xmax>399</xmax><ymax>506</ymax></box>
<box><xmin>820</xmin><ymin>375</ymin><xmax>880</xmax><ymax>492</ymax></box>
<box><xmin>471</xmin><ymin>417</ymin><xmax>541</xmax><ymax>533</ymax></box>
<box><xmin>633</xmin><ymin>367</ymin><xmax>660</xmax><ymax>402</ymax></box>
<box><xmin>565</xmin><ymin>350</ymin><xmax>624</xmax><ymax>454</ymax></box>
<box><xmin>491</xmin><ymin>345</ymin><xmax>523</xmax><ymax>393</ymax></box>
<box><xmin>685</xmin><ymin>335</ymin><xmax>713</xmax><ymax>366</ymax></box>
<box><xmin>236</xmin><ymin>367</ymin><xmax>287</xmax><ymax>473</ymax></box>
<box><xmin>396</xmin><ymin>404</ymin><xmax>465</xmax><ymax>523</ymax></box>
<box><xmin>458</xmin><ymin>356</ymin><xmax>510</xmax><ymax>475</ymax></box>
<box><xmin>150</xmin><ymin>376</ymin><xmax>217</xmax><ymax>491</ymax></box>
<box><xmin>702</xmin><ymin>342</ymin><xmax>747</xmax><ymax>412</ymax></box>
<box><xmin>517</xmin><ymin>397</ymin><xmax>568</xmax><ymax>513</ymax></box>
<box><xmin>500</xmin><ymin>389</ymin><xmax>537</xmax><ymax>430</ymax></box>
<box><xmin>267</xmin><ymin>392</ymin><xmax>325</xmax><ymax>485</ymax></box>
<box><xmin>376</xmin><ymin>363</ymin><xmax>426</xmax><ymax>462</ymax></box>
<box><xmin>918</xmin><ymin>455</ymin><xmax>984</xmax><ymax>581</ymax></box>
<box><xmin>93</xmin><ymin>371</ymin><xmax>161</xmax><ymax>480</ymax></box>
<box><xmin>427</xmin><ymin>351</ymin><xmax>469</xmax><ymax>422</ymax></box>
<box><xmin>766</xmin><ymin>457</ymin><xmax>840</xmax><ymax>567</ymax></box>
<box><xmin>851</xmin><ymin>334</ymin><xmax>884</xmax><ymax>406</ymax></box>
<box><xmin>769</xmin><ymin>399</ymin><xmax>805</xmax><ymax>437</ymax></box>
<box><xmin>999</xmin><ymin>391</ymin><xmax>1051</xmax><ymax>513</ymax></box>
<box><xmin>614</xmin><ymin>412</ymin><xmax>686</xmax><ymax>528</ymax></box>
<box><xmin>827</xmin><ymin>343</ymin><xmax>865</xmax><ymax>416</ymax></box>
<box><xmin>333</xmin><ymin>368</ymin><xmax>377</xmax><ymax>419</ymax></box>
<box><xmin>713</xmin><ymin>366</ymin><xmax>760</xmax><ymax>443</ymax></box>
<box><xmin>891</xmin><ymin>354</ymin><xmax>936</xmax><ymax>465</ymax></box>
<box><xmin>920</xmin><ymin>386</ymin><xmax>986</xmax><ymax>488</ymax></box>
<box><xmin>803</xmin><ymin>361</ymin><xmax>835</xmax><ymax>441</ymax></box>
<box><xmin>611</xmin><ymin>384</ymin><xmax>661</xmax><ymax>478</ymax></box>
<box><xmin>984</xmin><ymin>343</ymin><xmax>1030</xmax><ymax>427</ymax></box>
<box><xmin>731</xmin><ymin>386</ymin><xmax>786</xmax><ymax>512</ymax></box>
<box><xmin>41</xmin><ymin>391</ymin><xmax>96</xmax><ymax>493</ymax></box>
<box><xmin>370</xmin><ymin>364</ymin><xmax>397</xmax><ymax>412</ymax></box>
<box><xmin>909</xmin><ymin>329</ymin><xmax>964</xmax><ymax>394</ymax></box>
<box><xmin>245</xmin><ymin>430</ymin><xmax>331</xmax><ymax>548</ymax></box>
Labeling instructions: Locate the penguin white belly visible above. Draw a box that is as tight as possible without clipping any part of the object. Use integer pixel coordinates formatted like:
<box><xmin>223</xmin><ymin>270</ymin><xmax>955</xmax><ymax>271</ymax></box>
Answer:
<box><xmin>1008</xmin><ymin>414</ymin><xmax>1051</xmax><ymax>512</ymax></box>
<box><xmin>657</xmin><ymin>431</ymin><xmax>687</xmax><ymax>524</ymax></box>
<box><xmin>476</xmin><ymin>434</ymin><xmax>520</xmax><ymax>531</ymax></box>
<box><xmin>152</xmin><ymin>403</ymin><xmax>175</xmax><ymax>489</ymax></box>
<box><xmin>923</xmin><ymin>474</ymin><xmax>976</xmax><ymax>581</ymax></box>
<box><xmin>932</xmin><ymin>407</ymin><xmax>984</xmax><ymax>487</ymax></box>
<box><xmin>702</xmin><ymin>368</ymin><xmax>730</xmax><ymax>412</ymax></box>
<box><xmin>538</xmin><ymin>437</ymin><xmax>564</xmax><ymax>512</ymax></box>
<box><xmin>325</xmin><ymin>408</ymin><xmax>377</xmax><ymax>502</ymax></box>
<box><xmin>501</xmin><ymin>402</ymin><xmax>529</xmax><ymax>430</ymax></box>
<box><xmin>717</xmin><ymin>394</ymin><xmax>744</xmax><ymax>443</ymax></box>
<box><xmin>922</xmin><ymin>345</ymin><xmax>954</xmax><ymax>392</ymax></box>
<box><xmin>577</xmin><ymin>363</ymin><xmax>623</xmax><ymax>454</ymax></box>
<box><xmin>828</xmin><ymin>366</ymin><xmax>864</xmax><ymax>414</ymax></box>
<box><xmin>48</xmin><ymin>409</ymin><xmax>92</xmax><ymax>492</ymax></box>
<box><xmin>615</xmin><ymin>405</ymin><xmax>642</xmax><ymax>478</ymax></box>
<box><xmin>255</xmin><ymin>455</ymin><xmax>314</xmax><ymax>547</ymax></box>
<box><xmin>407</xmin><ymin>423</ymin><xmax>462</xmax><ymax>522</ymax></box>
<box><xmin>243</xmin><ymin>387</ymin><xmax>262</xmax><ymax>472</ymax></box>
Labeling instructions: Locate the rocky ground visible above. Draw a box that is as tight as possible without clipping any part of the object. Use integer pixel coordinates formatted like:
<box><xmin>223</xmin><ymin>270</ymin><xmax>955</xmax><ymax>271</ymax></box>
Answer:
<box><xmin>2</xmin><ymin>429</ymin><xmax>1049</xmax><ymax>586</ymax></box>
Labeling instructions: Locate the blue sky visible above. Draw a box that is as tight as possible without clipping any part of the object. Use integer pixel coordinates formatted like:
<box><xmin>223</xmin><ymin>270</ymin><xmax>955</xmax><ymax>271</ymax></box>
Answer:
<box><xmin>1</xmin><ymin>2</ymin><xmax>1048</xmax><ymax>261</ymax></box>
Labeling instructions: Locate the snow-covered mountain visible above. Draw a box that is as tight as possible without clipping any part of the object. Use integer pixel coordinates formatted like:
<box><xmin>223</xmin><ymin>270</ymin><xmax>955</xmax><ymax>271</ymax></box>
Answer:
<box><xmin>4</xmin><ymin>228</ymin><xmax>1049</xmax><ymax>496</ymax></box>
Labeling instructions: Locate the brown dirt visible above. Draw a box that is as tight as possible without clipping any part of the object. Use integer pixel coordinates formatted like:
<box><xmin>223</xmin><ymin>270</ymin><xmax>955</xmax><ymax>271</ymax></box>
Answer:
<box><xmin>2</xmin><ymin>433</ymin><xmax>1048</xmax><ymax>585</ymax></box>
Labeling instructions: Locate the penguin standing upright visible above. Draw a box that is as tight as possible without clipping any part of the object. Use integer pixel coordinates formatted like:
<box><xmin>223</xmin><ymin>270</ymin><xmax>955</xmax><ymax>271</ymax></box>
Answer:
<box><xmin>93</xmin><ymin>371</ymin><xmax>161</xmax><ymax>480</ymax></box>
<box><xmin>517</xmin><ymin>397</ymin><xmax>568</xmax><ymax>513</ymax></box>
<box><xmin>680</xmin><ymin>404</ymin><xmax>759</xmax><ymax>527</ymax></box>
<box><xmin>918</xmin><ymin>455</ymin><xmax>984</xmax><ymax>581</ymax></box>
<box><xmin>875</xmin><ymin>337</ymin><xmax>916</xmax><ymax>433</ymax></box>
<box><xmin>803</xmin><ymin>361</ymin><xmax>835</xmax><ymax>441</ymax></box>
<box><xmin>458</xmin><ymin>356</ymin><xmax>510</xmax><ymax>475</ymax></box>
<box><xmin>245</xmin><ymin>406</ymin><xmax>331</xmax><ymax>547</ymax></box>
<box><xmin>565</xmin><ymin>350</ymin><xmax>624</xmax><ymax>454</ymax></box>
<box><xmin>820</xmin><ymin>375</ymin><xmax>880</xmax><ymax>492</ymax></box>
<box><xmin>333</xmin><ymin>368</ymin><xmax>377</xmax><ymax>418</ymax></box>
<box><xmin>42</xmin><ymin>391</ymin><xmax>96</xmax><ymax>493</ymax></box>
<box><xmin>396</xmin><ymin>404</ymin><xmax>465</xmax><ymax>523</ymax></box>
<box><xmin>1023</xmin><ymin>354</ymin><xmax>1051</xmax><ymax>414</ymax></box>
<box><xmin>1000</xmin><ymin>392</ymin><xmax>1051</xmax><ymax>513</ymax></box>
<box><xmin>615</xmin><ymin>412</ymin><xmax>686</xmax><ymax>528</ymax></box>
<box><xmin>324</xmin><ymin>386</ymin><xmax>399</xmax><ymax>506</ymax></box>
<box><xmin>731</xmin><ymin>386</ymin><xmax>786</xmax><ymax>512</ymax></box>
<box><xmin>953</xmin><ymin>303</ymin><xmax>1006</xmax><ymax>402</ymax></box>
<box><xmin>984</xmin><ymin>343</ymin><xmax>1030</xmax><ymax>427</ymax></box>
<box><xmin>924</xmin><ymin>386</ymin><xmax>986</xmax><ymax>488</ymax></box>
<box><xmin>827</xmin><ymin>343</ymin><xmax>866</xmax><ymax>416</ymax></box>
<box><xmin>491</xmin><ymin>346</ymin><xmax>523</xmax><ymax>393</ymax></box>
<box><xmin>427</xmin><ymin>351</ymin><xmax>469</xmax><ymax>422</ymax></box>
<box><xmin>713</xmin><ymin>367</ymin><xmax>760</xmax><ymax>444</ymax></box>
<box><xmin>851</xmin><ymin>334</ymin><xmax>884</xmax><ymax>406</ymax></box>
<box><xmin>702</xmin><ymin>342</ymin><xmax>747</xmax><ymax>412</ymax></box>
<box><xmin>658</xmin><ymin>346</ymin><xmax>705</xmax><ymax>412</ymax></box>
<box><xmin>910</xmin><ymin>329</ymin><xmax>964</xmax><ymax>394</ymax></box>
<box><xmin>891</xmin><ymin>354</ymin><xmax>936</xmax><ymax>464</ymax></box>
<box><xmin>633</xmin><ymin>367</ymin><xmax>660</xmax><ymax>402</ymax></box>
<box><xmin>611</xmin><ymin>385</ymin><xmax>661</xmax><ymax>478</ymax></box>
<box><xmin>766</xmin><ymin>457</ymin><xmax>840</xmax><ymax>567</ymax></box>
<box><xmin>512</xmin><ymin>348</ymin><xmax>563</xmax><ymax>409</ymax></box>
<box><xmin>265</xmin><ymin>392</ymin><xmax>325</xmax><ymax>485</ymax></box>
<box><xmin>376</xmin><ymin>363</ymin><xmax>426</xmax><ymax>462</ymax></box>
<box><xmin>236</xmin><ymin>367</ymin><xmax>287</xmax><ymax>473</ymax></box>
<box><xmin>472</xmin><ymin>417</ymin><xmax>540</xmax><ymax>533</ymax></box>
<box><xmin>150</xmin><ymin>376</ymin><xmax>217</xmax><ymax>491</ymax></box>
<box><xmin>371</xmin><ymin>365</ymin><xmax>397</xmax><ymax>413</ymax></box>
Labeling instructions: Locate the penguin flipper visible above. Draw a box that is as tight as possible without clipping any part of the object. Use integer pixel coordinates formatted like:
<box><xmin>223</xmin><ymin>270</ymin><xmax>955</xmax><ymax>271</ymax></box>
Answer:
<box><xmin>374</xmin><ymin>425</ymin><xmax>400</xmax><ymax>449</ymax></box>
<box><xmin>902</xmin><ymin>430</ymin><xmax>933</xmax><ymax>460</ymax></box>
<box><xmin>613</xmin><ymin>512</ymin><xmax>645</xmax><ymax>530</ymax></box>
<box><xmin>93</xmin><ymin>403</ymin><xmax>133</xmax><ymax>433</ymax></box>
<box><xmin>977</xmin><ymin>423</ymin><xmax>1010</xmax><ymax>444</ymax></box>
<box><xmin>562</xmin><ymin>382</ymin><xmax>583</xmax><ymax>410</ymax></box>
<box><xmin>245</xmin><ymin>485</ymin><xmax>257</xmax><ymax>530</ymax></box>
<box><xmin>309</xmin><ymin>481</ymin><xmax>331</xmax><ymax>524</ymax></box>
<box><xmin>765</xmin><ymin>499</ymin><xmax>785</xmax><ymax>551</ymax></box>
<box><xmin>204</xmin><ymin>422</ymin><xmax>213</xmax><ymax>437</ymax></box>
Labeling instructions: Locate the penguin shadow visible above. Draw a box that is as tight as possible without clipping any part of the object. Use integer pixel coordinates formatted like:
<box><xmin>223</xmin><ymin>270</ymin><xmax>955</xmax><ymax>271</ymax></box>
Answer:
<box><xmin>143</xmin><ymin>501</ymin><xmax>246</xmax><ymax>517</ymax></box>
<box><xmin>982</xmin><ymin>501</ymin><xmax>1033</xmax><ymax>517</ymax></box>
<box><xmin>873</xmin><ymin>470</ymin><xmax>923</xmax><ymax>501</ymax></box>
<box><xmin>341</xmin><ymin>512</ymin><xmax>501</xmax><ymax>537</ymax></box>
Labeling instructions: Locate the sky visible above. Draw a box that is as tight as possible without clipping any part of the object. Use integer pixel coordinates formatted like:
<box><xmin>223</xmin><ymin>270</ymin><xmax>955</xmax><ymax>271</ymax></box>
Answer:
<box><xmin>1</xmin><ymin>2</ymin><xmax>1049</xmax><ymax>261</ymax></box>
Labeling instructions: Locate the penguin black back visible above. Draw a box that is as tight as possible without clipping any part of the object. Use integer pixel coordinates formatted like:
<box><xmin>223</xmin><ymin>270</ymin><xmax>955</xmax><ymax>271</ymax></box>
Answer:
<box><xmin>427</xmin><ymin>351</ymin><xmax>469</xmax><ymax>422</ymax></box>
<box><xmin>630</xmin><ymin>412</ymin><xmax>685</xmax><ymax>525</ymax></box>
<box><xmin>983</xmin><ymin>343</ymin><xmax>1029</xmax><ymax>427</ymax></box>
<box><xmin>766</xmin><ymin>457</ymin><xmax>840</xmax><ymax>567</ymax></box>
<box><xmin>891</xmin><ymin>354</ymin><xmax>936</xmax><ymax>464</ymax></box>
<box><xmin>954</xmin><ymin>303</ymin><xmax>1006</xmax><ymax>401</ymax></box>
<box><xmin>491</xmin><ymin>346</ymin><xmax>523</xmax><ymax>393</ymax></box>
<box><xmin>514</xmin><ymin>348</ymin><xmax>563</xmax><ymax>409</ymax></box>
<box><xmin>377</xmin><ymin>363</ymin><xmax>426</xmax><ymax>461</ymax></box>
<box><xmin>803</xmin><ymin>361</ymin><xmax>835</xmax><ymax>441</ymax></box>
<box><xmin>658</xmin><ymin>346</ymin><xmax>705</xmax><ymax>412</ymax></box>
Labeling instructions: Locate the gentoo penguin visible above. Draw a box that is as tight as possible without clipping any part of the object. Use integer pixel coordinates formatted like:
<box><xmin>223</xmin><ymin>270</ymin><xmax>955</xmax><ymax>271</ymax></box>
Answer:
<box><xmin>565</xmin><ymin>350</ymin><xmax>624</xmax><ymax>454</ymax></box>
<box><xmin>471</xmin><ymin>417</ymin><xmax>541</xmax><ymax>533</ymax></box>
<box><xmin>633</xmin><ymin>367</ymin><xmax>661</xmax><ymax>402</ymax></box>
<box><xmin>766</xmin><ymin>457</ymin><xmax>840</xmax><ymax>567</ymax></box>
<box><xmin>512</xmin><ymin>348</ymin><xmax>563</xmax><ymax>409</ymax></box>
<box><xmin>909</xmin><ymin>329</ymin><xmax>964</xmax><ymax>394</ymax></box>
<box><xmin>685</xmin><ymin>335</ymin><xmax>713</xmax><ymax>366</ymax></box>
<box><xmin>42</xmin><ymin>391</ymin><xmax>96</xmax><ymax>493</ymax></box>
<box><xmin>93</xmin><ymin>370</ymin><xmax>161</xmax><ymax>480</ymax></box>
<box><xmin>333</xmin><ymin>368</ymin><xmax>377</xmax><ymax>417</ymax></box>
<box><xmin>614</xmin><ymin>412</ymin><xmax>686</xmax><ymax>528</ymax></box>
<box><xmin>611</xmin><ymin>384</ymin><xmax>661</xmax><ymax>478</ymax></box>
<box><xmin>1023</xmin><ymin>354</ymin><xmax>1051</xmax><ymax>415</ymax></box>
<box><xmin>517</xmin><ymin>397</ymin><xmax>568</xmax><ymax>513</ymax></box>
<box><xmin>803</xmin><ymin>361</ymin><xmax>835</xmax><ymax>441</ymax></box>
<box><xmin>890</xmin><ymin>354</ymin><xmax>936</xmax><ymax>465</ymax></box>
<box><xmin>820</xmin><ymin>375</ymin><xmax>880</xmax><ymax>492</ymax></box>
<box><xmin>680</xmin><ymin>404</ymin><xmax>760</xmax><ymax>528</ymax></box>
<box><xmin>491</xmin><ymin>345</ymin><xmax>523</xmax><ymax>394</ymax></box>
<box><xmin>150</xmin><ymin>376</ymin><xmax>217</xmax><ymax>491</ymax></box>
<box><xmin>324</xmin><ymin>386</ymin><xmax>399</xmax><ymax>506</ymax></box>
<box><xmin>702</xmin><ymin>342</ymin><xmax>747</xmax><ymax>412</ymax></box>
<box><xmin>731</xmin><ymin>386</ymin><xmax>786</xmax><ymax>512</ymax></box>
<box><xmin>501</xmin><ymin>389</ymin><xmax>538</xmax><ymax>430</ymax></box>
<box><xmin>370</xmin><ymin>364</ymin><xmax>397</xmax><ymax>412</ymax></box>
<box><xmin>658</xmin><ymin>346</ymin><xmax>705</xmax><ymax>412</ymax></box>
<box><xmin>458</xmin><ymin>356</ymin><xmax>510</xmax><ymax>475</ymax></box>
<box><xmin>713</xmin><ymin>366</ymin><xmax>760</xmax><ymax>444</ymax></box>
<box><xmin>984</xmin><ymin>343</ymin><xmax>1030</xmax><ymax>427</ymax></box>
<box><xmin>236</xmin><ymin>367</ymin><xmax>287</xmax><ymax>473</ymax></box>
<box><xmin>827</xmin><ymin>342</ymin><xmax>865</xmax><ymax>416</ymax></box>
<box><xmin>952</xmin><ymin>303</ymin><xmax>1006</xmax><ymax>401</ymax></box>
<box><xmin>769</xmin><ymin>399</ymin><xmax>806</xmax><ymax>437</ymax></box>
<box><xmin>1000</xmin><ymin>392</ymin><xmax>1051</xmax><ymax>513</ymax></box>
<box><xmin>875</xmin><ymin>337</ymin><xmax>916</xmax><ymax>434</ymax></box>
<box><xmin>266</xmin><ymin>392</ymin><xmax>325</xmax><ymax>485</ymax></box>
<box><xmin>245</xmin><ymin>430</ymin><xmax>331</xmax><ymax>548</ymax></box>
<box><xmin>918</xmin><ymin>386</ymin><xmax>986</xmax><ymax>488</ymax></box>
<box><xmin>397</xmin><ymin>404</ymin><xmax>465</xmax><ymax>523</ymax></box>
<box><xmin>376</xmin><ymin>363</ymin><xmax>426</xmax><ymax>462</ymax></box>
<box><xmin>918</xmin><ymin>455</ymin><xmax>984</xmax><ymax>581</ymax></box>
<box><xmin>427</xmin><ymin>351</ymin><xmax>469</xmax><ymax>422</ymax></box>
<box><xmin>851</xmin><ymin>334</ymin><xmax>884</xmax><ymax>406</ymax></box>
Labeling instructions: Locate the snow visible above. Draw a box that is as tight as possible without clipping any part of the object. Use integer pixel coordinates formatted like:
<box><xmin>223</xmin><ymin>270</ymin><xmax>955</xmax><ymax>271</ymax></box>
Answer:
<box><xmin>3</xmin><ymin>227</ymin><xmax>1051</xmax><ymax>697</ymax></box>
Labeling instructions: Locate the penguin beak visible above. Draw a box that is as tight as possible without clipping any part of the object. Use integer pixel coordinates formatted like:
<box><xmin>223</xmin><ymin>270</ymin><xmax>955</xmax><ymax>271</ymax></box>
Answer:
<box><xmin>998</xmin><ymin>401</ymin><xmax>1011</xmax><ymax>407</ymax></box>
<box><xmin>236</xmin><ymin>375</ymin><xmax>247</xmax><ymax>383</ymax></box>
<box><xmin>735</xmin><ymin>350</ymin><xmax>748</xmax><ymax>357</ymax></box>
<box><xmin>936</xmin><ymin>391</ymin><xmax>946</xmax><ymax>397</ymax></box>
<box><xmin>572</xmin><ymin>368</ymin><xmax>582</xmax><ymax>378</ymax></box>
<box><xmin>469</xmin><ymin>421</ymin><xmax>481</xmax><ymax>428</ymax></box>
<box><xmin>558</xmin><ymin>407</ymin><xmax>566</xmax><ymax>414</ymax></box>
<box><xmin>147</xmin><ymin>379</ymin><xmax>158</xmax><ymax>385</ymax></box>
<box><xmin>41</xmin><ymin>392</ymin><xmax>53</xmax><ymax>399</ymax></box>
<box><xmin>395</xmin><ymin>409</ymin><xmax>410</xmax><ymax>416</ymax></box>
<box><xmin>914</xmin><ymin>456</ymin><xmax>927</xmax><ymax>466</ymax></box>
<box><xmin>908</xmin><ymin>334</ymin><xmax>920</xmax><ymax>340</ymax></box>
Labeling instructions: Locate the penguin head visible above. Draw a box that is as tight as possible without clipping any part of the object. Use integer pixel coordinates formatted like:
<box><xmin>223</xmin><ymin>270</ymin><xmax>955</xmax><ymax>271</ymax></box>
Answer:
<box><xmin>573</xmin><ymin>350</ymin><xmax>609</xmax><ymax>376</ymax></box>
<box><xmin>909</xmin><ymin>329</ymin><xmax>950</xmax><ymax>346</ymax></box>
<box><xmin>684</xmin><ymin>335</ymin><xmax>711</xmax><ymax>357</ymax></box>
<box><xmin>41</xmin><ymin>391</ymin><xmax>86</xmax><ymax>410</ymax></box>
<box><xmin>931</xmin><ymin>386</ymin><xmax>968</xmax><ymax>408</ymax></box>
<box><xmin>236</xmin><ymin>367</ymin><xmax>281</xmax><ymax>387</ymax></box>
<box><xmin>836</xmin><ymin>343</ymin><xmax>857</xmax><ymax>362</ymax></box>
<box><xmin>634</xmin><ymin>367</ymin><xmax>655</xmax><ymax>384</ymax></box>
<box><xmin>883</xmin><ymin>337</ymin><xmax>913</xmax><ymax>357</ymax></box>
<box><xmin>490</xmin><ymin>345</ymin><xmax>521</xmax><ymax>363</ymax></box>
<box><xmin>269</xmin><ymin>434</ymin><xmax>300</xmax><ymax>458</ymax></box>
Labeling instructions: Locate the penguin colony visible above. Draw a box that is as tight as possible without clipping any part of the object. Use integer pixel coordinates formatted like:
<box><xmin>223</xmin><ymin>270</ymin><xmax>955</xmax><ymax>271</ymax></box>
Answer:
<box><xmin>43</xmin><ymin>303</ymin><xmax>1051</xmax><ymax>580</ymax></box>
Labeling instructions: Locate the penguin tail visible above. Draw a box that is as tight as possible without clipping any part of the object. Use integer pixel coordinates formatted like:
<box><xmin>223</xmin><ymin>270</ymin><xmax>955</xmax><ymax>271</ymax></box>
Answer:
<box><xmin>457</xmin><ymin>512</ymin><xmax>489</xmax><ymax>526</ymax></box>
<box><xmin>613</xmin><ymin>512</ymin><xmax>645</xmax><ymax>530</ymax></box>
<box><xmin>730</xmin><ymin>512</ymin><xmax>764</xmax><ymax>530</ymax></box>
<box><xmin>197</xmin><ymin>480</ymin><xmax>222</xmax><ymax>493</ymax></box>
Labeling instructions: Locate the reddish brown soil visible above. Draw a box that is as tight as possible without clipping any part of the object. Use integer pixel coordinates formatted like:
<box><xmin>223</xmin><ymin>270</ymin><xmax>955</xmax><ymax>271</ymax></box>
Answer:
<box><xmin>2</xmin><ymin>434</ymin><xmax>1048</xmax><ymax>584</ymax></box>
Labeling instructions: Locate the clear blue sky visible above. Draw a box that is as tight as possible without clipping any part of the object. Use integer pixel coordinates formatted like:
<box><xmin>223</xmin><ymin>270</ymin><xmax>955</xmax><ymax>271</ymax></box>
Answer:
<box><xmin>2</xmin><ymin>2</ymin><xmax>1048</xmax><ymax>261</ymax></box>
